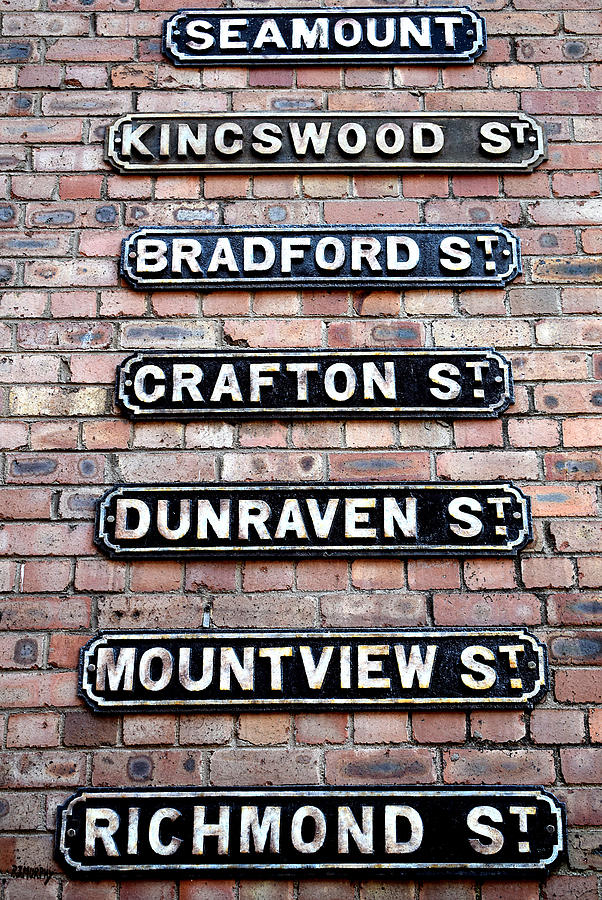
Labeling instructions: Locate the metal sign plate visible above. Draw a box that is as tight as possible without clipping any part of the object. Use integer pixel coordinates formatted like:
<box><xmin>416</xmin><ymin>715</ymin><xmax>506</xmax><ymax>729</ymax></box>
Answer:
<box><xmin>79</xmin><ymin>628</ymin><xmax>547</xmax><ymax>713</ymax></box>
<box><xmin>120</xmin><ymin>225</ymin><xmax>521</xmax><ymax>290</ymax></box>
<box><xmin>105</xmin><ymin>112</ymin><xmax>546</xmax><ymax>174</ymax></box>
<box><xmin>95</xmin><ymin>482</ymin><xmax>531</xmax><ymax>559</ymax></box>
<box><xmin>56</xmin><ymin>786</ymin><xmax>565</xmax><ymax>877</ymax></box>
<box><xmin>163</xmin><ymin>8</ymin><xmax>486</xmax><ymax>67</ymax></box>
<box><xmin>116</xmin><ymin>348</ymin><xmax>513</xmax><ymax>420</ymax></box>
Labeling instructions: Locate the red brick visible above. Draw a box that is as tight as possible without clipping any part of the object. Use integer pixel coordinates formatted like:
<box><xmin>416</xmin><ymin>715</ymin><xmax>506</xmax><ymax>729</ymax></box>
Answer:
<box><xmin>320</xmin><ymin>592</ymin><xmax>427</xmax><ymax>628</ymax></box>
<box><xmin>464</xmin><ymin>560</ymin><xmax>517</xmax><ymax>590</ymax></box>
<box><xmin>578</xmin><ymin>557</ymin><xmax>602</xmax><ymax>587</ymax></box>
<box><xmin>328</xmin><ymin>320</ymin><xmax>424</xmax><ymax>348</ymax></box>
<box><xmin>6</xmin><ymin>712</ymin><xmax>60</xmax><ymax>748</ymax></box>
<box><xmin>436</xmin><ymin>450</ymin><xmax>539</xmax><ymax>480</ymax></box>
<box><xmin>20</xmin><ymin>558</ymin><xmax>71</xmax><ymax>592</ymax></box>
<box><xmin>508</xmin><ymin>418</ymin><xmax>559</xmax><ymax>447</ymax></box>
<box><xmin>543</xmin><ymin>875</ymin><xmax>598</xmax><ymax>900</ymax></box>
<box><xmin>325</xmin><ymin>748</ymin><xmax>436</xmax><ymax>784</ymax></box>
<box><xmin>296</xmin><ymin>559</ymin><xmax>347</xmax><ymax>591</ymax></box>
<box><xmin>590</xmin><ymin>709</ymin><xmax>602</xmax><ymax>743</ymax></box>
<box><xmin>482</xmin><ymin>884</ymin><xmax>539</xmax><ymax>900</ymax></box>
<box><xmin>243</xmin><ymin>561</ymin><xmax>294</xmax><ymax>592</ymax></box>
<box><xmin>413</xmin><ymin>712</ymin><xmax>466</xmax><ymax>743</ymax></box>
<box><xmin>329</xmin><ymin>452</ymin><xmax>429</xmax><ymax>481</ymax></box>
<box><xmin>295</xmin><ymin>713</ymin><xmax>348</xmax><ymax>745</ymax></box>
<box><xmin>434</xmin><ymin>593</ymin><xmax>541</xmax><ymax>626</ymax></box>
<box><xmin>179</xmin><ymin>715</ymin><xmax>232</xmax><ymax>746</ymax></box>
<box><xmin>180</xmin><ymin>883</ymin><xmax>235</xmax><ymax>900</ymax></box>
<box><xmin>555</xmin><ymin>669</ymin><xmax>602</xmax><ymax>704</ymax></box>
<box><xmin>531</xmin><ymin>708</ymin><xmax>585</xmax><ymax>744</ymax></box>
<box><xmin>561</xmin><ymin>748</ymin><xmax>602</xmax><ymax>784</ymax></box>
<box><xmin>545</xmin><ymin>452</ymin><xmax>602</xmax><ymax>481</ymax></box>
<box><xmin>120</xmin><ymin>884</ymin><xmax>176</xmax><ymax>900</ymax></box>
<box><xmin>211</xmin><ymin>749</ymin><xmax>319</xmax><ymax>786</ymax></box>
<box><xmin>547</xmin><ymin>592</ymin><xmax>602</xmax><ymax>626</ymax></box>
<box><xmin>0</xmin><ymin>751</ymin><xmax>85</xmax><ymax>787</ymax></box>
<box><xmin>48</xmin><ymin>632</ymin><xmax>86</xmax><ymax>668</ymax></box>
<box><xmin>521</xmin><ymin>557</ymin><xmax>574</xmax><ymax>588</ymax></box>
<box><xmin>240</xmin><ymin>883</ymin><xmax>294</xmax><ymax>900</ymax></box>
<box><xmin>470</xmin><ymin>711</ymin><xmax>526</xmax><ymax>742</ymax></box>
<box><xmin>443</xmin><ymin>748</ymin><xmax>555</xmax><ymax>785</ymax></box>
<box><xmin>407</xmin><ymin>560</ymin><xmax>460</xmax><ymax>590</ymax></box>
<box><xmin>185</xmin><ymin>562</ymin><xmax>237</xmax><ymax>593</ymax></box>
<box><xmin>351</xmin><ymin>560</ymin><xmax>404</xmax><ymax>590</ymax></box>
<box><xmin>238</xmin><ymin>713</ymin><xmax>290</xmax><ymax>746</ymax></box>
<box><xmin>420</xmin><ymin>883</ymin><xmax>476</xmax><ymax>900</ymax></box>
<box><xmin>353</xmin><ymin>712</ymin><xmax>408</xmax><ymax>745</ymax></box>
<box><xmin>123</xmin><ymin>716</ymin><xmax>177</xmax><ymax>747</ymax></box>
<box><xmin>453</xmin><ymin>419</ymin><xmax>503</xmax><ymax>448</ymax></box>
<box><xmin>129</xmin><ymin>561</ymin><xmax>182</xmax><ymax>592</ymax></box>
<box><xmin>61</xmin><ymin>884</ymin><xmax>118</xmax><ymax>900</ymax></box>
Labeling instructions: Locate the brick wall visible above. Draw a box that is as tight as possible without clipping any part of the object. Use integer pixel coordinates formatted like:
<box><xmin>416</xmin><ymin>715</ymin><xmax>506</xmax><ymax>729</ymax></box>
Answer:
<box><xmin>0</xmin><ymin>0</ymin><xmax>601</xmax><ymax>897</ymax></box>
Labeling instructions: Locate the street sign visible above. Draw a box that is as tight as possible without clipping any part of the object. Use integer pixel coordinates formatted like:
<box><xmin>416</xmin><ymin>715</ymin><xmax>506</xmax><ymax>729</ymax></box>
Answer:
<box><xmin>120</xmin><ymin>225</ymin><xmax>521</xmax><ymax>290</ymax></box>
<box><xmin>163</xmin><ymin>8</ymin><xmax>486</xmax><ymax>66</ymax></box>
<box><xmin>115</xmin><ymin>348</ymin><xmax>513</xmax><ymax>420</ymax></box>
<box><xmin>95</xmin><ymin>482</ymin><xmax>532</xmax><ymax>559</ymax></box>
<box><xmin>79</xmin><ymin>628</ymin><xmax>547</xmax><ymax>712</ymax></box>
<box><xmin>56</xmin><ymin>786</ymin><xmax>565</xmax><ymax>877</ymax></box>
<box><xmin>106</xmin><ymin>112</ymin><xmax>546</xmax><ymax>174</ymax></box>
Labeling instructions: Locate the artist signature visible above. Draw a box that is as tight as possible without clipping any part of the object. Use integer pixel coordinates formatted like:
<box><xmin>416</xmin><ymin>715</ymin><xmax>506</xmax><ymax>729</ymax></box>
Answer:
<box><xmin>3</xmin><ymin>864</ymin><xmax>55</xmax><ymax>884</ymax></box>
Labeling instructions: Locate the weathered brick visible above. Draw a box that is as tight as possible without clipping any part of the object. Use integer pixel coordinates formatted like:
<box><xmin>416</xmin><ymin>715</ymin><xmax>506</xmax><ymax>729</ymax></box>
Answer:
<box><xmin>555</xmin><ymin>669</ymin><xmax>602</xmax><ymax>704</ymax></box>
<box><xmin>443</xmin><ymin>748</ymin><xmax>555</xmax><ymax>784</ymax></box>
<box><xmin>470</xmin><ymin>711</ymin><xmax>526</xmax><ymax>743</ymax></box>
<box><xmin>413</xmin><ymin>712</ymin><xmax>466</xmax><ymax>743</ymax></box>
<box><xmin>325</xmin><ymin>748</ymin><xmax>436</xmax><ymax>784</ymax></box>
<box><xmin>211</xmin><ymin>749</ymin><xmax>319</xmax><ymax>786</ymax></box>
<box><xmin>434</xmin><ymin>593</ymin><xmax>541</xmax><ymax>626</ymax></box>
<box><xmin>531</xmin><ymin>708</ymin><xmax>585</xmax><ymax>744</ymax></box>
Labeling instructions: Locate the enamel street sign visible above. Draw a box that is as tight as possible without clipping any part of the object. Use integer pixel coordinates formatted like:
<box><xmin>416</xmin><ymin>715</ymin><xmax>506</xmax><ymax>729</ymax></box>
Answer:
<box><xmin>163</xmin><ymin>8</ymin><xmax>486</xmax><ymax>66</ymax></box>
<box><xmin>120</xmin><ymin>225</ymin><xmax>521</xmax><ymax>290</ymax></box>
<box><xmin>105</xmin><ymin>112</ymin><xmax>546</xmax><ymax>174</ymax></box>
<box><xmin>79</xmin><ymin>628</ymin><xmax>547</xmax><ymax>713</ymax></box>
<box><xmin>56</xmin><ymin>786</ymin><xmax>565</xmax><ymax>877</ymax></box>
<box><xmin>115</xmin><ymin>349</ymin><xmax>514</xmax><ymax>420</ymax></box>
<box><xmin>94</xmin><ymin>482</ymin><xmax>532</xmax><ymax>559</ymax></box>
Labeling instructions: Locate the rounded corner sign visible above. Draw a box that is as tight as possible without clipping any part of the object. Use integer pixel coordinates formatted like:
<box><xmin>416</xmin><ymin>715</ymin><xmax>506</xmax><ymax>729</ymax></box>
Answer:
<box><xmin>162</xmin><ymin>8</ymin><xmax>487</xmax><ymax>67</ymax></box>
<box><xmin>119</xmin><ymin>225</ymin><xmax>521</xmax><ymax>291</ymax></box>
<box><xmin>105</xmin><ymin>112</ymin><xmax>546</xmax><ymax>175</ymax></box>
<box><xmin>114</xmin><ymin>348</ymin><xmax>514</xmax><ymax>421</ymax></box>
<box><xmin>56</xmin><ymin>785</ymin><xmax>565</xmax><ymax>878</ymax></box>
<box><xmin>94</xmin><ymin>482</ymin><xmax>532</xmax><ymax>560</ymax></box>
<box><xmin>78</xmin><ymin>627</ymin><xmax>548</xmax><ymax>713</ymax></box>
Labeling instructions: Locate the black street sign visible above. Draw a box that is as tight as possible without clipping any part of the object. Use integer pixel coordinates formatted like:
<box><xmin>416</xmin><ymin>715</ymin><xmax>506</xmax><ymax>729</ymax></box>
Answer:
<box><xmin>94</xmin><ymin>482</ymin><xmax>531</xmax><ymax>559</ymax></box>
<box><xmin>79</xmin><ymin>628</ymin><xmax>547</xmax><ymax>713</ymax></box>
<box><xmin>115</xmin><ymin>348</ymin><xmax>513</xmax><ymax>420</ymax></box>
<box><xmin>163</xmin><ymin>8</ymin><xmax>486</xmax><ymax>67</ymax></box>
<box><xmin>120</xmin><ymin>225</ymin><xmax>521</xmax><ymax>290</ymax></box>
<box><xmin>56</xmin><ymin>786</ymin><xmax>565</xmax><ymax>877</ymax></box>
<box><xmin>106</xmin><ymin>112</ymin><xmax>546</xmax><ymax>174</ymax></box>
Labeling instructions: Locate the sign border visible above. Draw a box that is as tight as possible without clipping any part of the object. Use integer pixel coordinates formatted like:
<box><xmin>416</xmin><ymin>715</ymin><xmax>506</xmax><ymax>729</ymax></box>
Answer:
<box><xmin>163</xmin><ymin>7</ymin><xmax>486</xmax><ymax>66</ymax></box>
<box><xmin>78</xmin><ymin>627</ymin><xmax>548</xmax><ymax>712</ymax></box>
<box><xmin>115</xmin><ymin>347</ymin><xmax>514</xmax><ymax>419</ymax></box>
<box><xmin>56</xmin><ymin>785</ymin><xmax>565</xmax><ymax>877</ymax></box>
<box><xmin>105</xmin><ymin>112</ymin><xmax>547</xmax><ymax>174</ymax></box>
<box><xmin>119</xmin><ymin>224</ymin><xmax>521</xmax><ymax>290</ymax></box>
<box><xmin>94</xmin><ymin>481</ymin><xmax>532</xmax><ymax>559</ymax></box>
